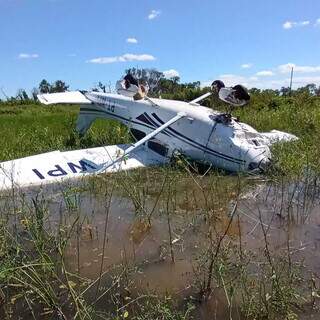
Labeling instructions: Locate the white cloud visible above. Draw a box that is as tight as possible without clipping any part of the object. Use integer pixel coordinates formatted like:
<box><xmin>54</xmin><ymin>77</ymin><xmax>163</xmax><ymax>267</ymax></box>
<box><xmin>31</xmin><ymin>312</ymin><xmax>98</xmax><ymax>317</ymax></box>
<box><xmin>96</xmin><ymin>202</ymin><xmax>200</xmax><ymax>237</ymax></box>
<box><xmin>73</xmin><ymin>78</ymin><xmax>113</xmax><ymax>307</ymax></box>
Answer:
<box><xmin>18</xmin><ymin>53</ymin><xmax>39</xmax><ymax>59</ymax></box>
<box><xmin>241</xmin><ymin>63</ymin><xmax>252</xmax><ymax>69</ymax></box>
<box><xmin>203</xmin><ymin>73</ymin><xmax>320</xmax><ymax>90</ymax></box>
<box><xmin>278</xmin><ymin>63</ymin><xmax>320</xmax><ymax>74</ymax></box>
<box><xmin>314</xmin><ymin>18</ymin><xmax>320</xmax><ymax>27</ymax></box>
<box><xmin>290</xmin><ymin>76</ymin><xmax>320</xmax><ymax>86</ymax></box>
<box><xmin>88</xmin><ymin>56</ymin><xmax>118</xmax><ymax>64</ymax></box>
<box><xmin>283</xmin><ymin>20</ymin><xmax>310</xmax><ymax>29</ymax></box>
<box><xmin>217</xmin><ymin>74</ymin><xmax>251</xmax><ymax>87</ymax></box>
<box><xmin>163</xmin><ymin>69</ymin><xmax>180</xmax><ymax>78</ymax></box>
<box><xmin>148</xmin><ymin>10</ymin><xmax>161</xmax><ymax>20</ymax></box>
<box><xmin>256</xmin><ymin>70</ymin><xmax>274</xmax><ymax>77</ymax></box>
<box><xmin>87</xmin><ymin>53</ymin><xmax>155</xmax><ymax>64</ymax></box>
<box><xmin>278</xmin><ymin>63</ymin><xmax>295</xmax><ymax>73</ymax></box>
<box><xmin>126</xmin><ymin>37</ymin><xmax>138</xmax><ymax>44</ymax></box>
<box><xmin>283</xmin><ymin>21</ymin><xmax>293</xmax><ymax>29</ymax></box>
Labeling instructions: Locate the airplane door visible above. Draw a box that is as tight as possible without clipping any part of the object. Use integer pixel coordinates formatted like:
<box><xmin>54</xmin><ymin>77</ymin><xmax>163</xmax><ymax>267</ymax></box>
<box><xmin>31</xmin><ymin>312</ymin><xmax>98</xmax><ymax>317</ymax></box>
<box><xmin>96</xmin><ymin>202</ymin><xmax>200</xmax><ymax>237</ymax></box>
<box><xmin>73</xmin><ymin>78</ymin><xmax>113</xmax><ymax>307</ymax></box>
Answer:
<box><xmin>203</xmin><ymin>121</ymin><xmax>218</xmax><ymax>161</ymax></box>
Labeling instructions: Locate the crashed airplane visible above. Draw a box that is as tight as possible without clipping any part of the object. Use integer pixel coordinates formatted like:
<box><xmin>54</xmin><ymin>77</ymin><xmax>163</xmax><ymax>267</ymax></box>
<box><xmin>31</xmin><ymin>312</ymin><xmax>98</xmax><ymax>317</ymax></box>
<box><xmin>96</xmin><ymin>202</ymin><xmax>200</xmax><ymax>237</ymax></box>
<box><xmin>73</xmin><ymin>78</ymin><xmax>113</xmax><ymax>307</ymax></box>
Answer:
<box><xmin>0</xmin><ymin>77</ymin><xmax>297</xmax><ymax>190</ymax></box>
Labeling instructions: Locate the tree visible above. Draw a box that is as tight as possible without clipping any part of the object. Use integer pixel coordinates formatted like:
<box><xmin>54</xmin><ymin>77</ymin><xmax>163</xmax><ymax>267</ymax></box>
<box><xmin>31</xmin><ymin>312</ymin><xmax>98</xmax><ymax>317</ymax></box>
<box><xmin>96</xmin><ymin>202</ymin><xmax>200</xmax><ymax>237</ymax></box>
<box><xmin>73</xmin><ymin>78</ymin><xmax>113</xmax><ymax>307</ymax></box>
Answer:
<box><xmin>124</xmin><ymin>68</ymin><xmax>164</xmax><ymax>93</ymax></box>
<box><xmin>39</xmin><ymin>79</ymin><xmax>69</xmax><ymax>93</ymax></box>
<box><xmin>261</xmin><ymin>89</ymin><xmax>279</xmax><ymax>96</ymax></box>
<box><xmin>295</xmin><ymin>83</ymin><xmax>317</xmax><ymax>95</ymax></box>
<box><xmin>92</xmin><ymin>81</ymin><xmax>108</xmax><ymax>92</ymax></box>
<box><xmin>280</xmin><ymin>86</ymin><xmax>291</xmax><ymax>97</ymax></box>
<box><xmin>92</xmin><ymin>81</ymin><xmax>107</xmax><ymax>93</ymax></box>
<box><xmin>98</xmin><ymin>81</ymin><xmax>106</xmax><ymax>93</ymax></box>
<box><xmin>171</xmin><ymin>76</ymin><xmax>180</xmax><ymax>84</ymax></box>
<box><xmin>249</xmin><ymin>88</ymin><xmax>261</xmax><ymax>95</ymax></box>
<box><xmin>158</xmin><ymin>77</ymin><xmax>181</xmax><ymax>95</ymax></box>
<box><xmin>185</xmin><ymin>81</ymin><xmax>200</xmax><ymax>89</ymax></box>
<box><xmin>16</xmin><ymin>89</ymin><xmax>29</xmax><ymax>101</ymax></box>
<box><xmin>39</xmin><ymin>79</ymin><xmax>51</xmax><ymax>93</ymax></box>
<box><xmin>50</xmin><ymin>80</ymin><xmax>69</xmax><ymax>93</ymax></box>
<box><xmin>31</xmin><ymin>87</ymin><xmax>39</xmax><ymax>101</ymax></box>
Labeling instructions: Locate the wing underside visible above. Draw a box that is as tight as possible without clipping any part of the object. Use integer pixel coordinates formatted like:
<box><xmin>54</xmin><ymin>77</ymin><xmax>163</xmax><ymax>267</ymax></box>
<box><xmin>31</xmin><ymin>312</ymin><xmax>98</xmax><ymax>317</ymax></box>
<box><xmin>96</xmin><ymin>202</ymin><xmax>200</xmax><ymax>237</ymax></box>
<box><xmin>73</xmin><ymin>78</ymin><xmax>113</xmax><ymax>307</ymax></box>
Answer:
<box><xmin>0</xmin><ymin>145</ymin><xmax>168</xmax><ymax>191</ymax></box>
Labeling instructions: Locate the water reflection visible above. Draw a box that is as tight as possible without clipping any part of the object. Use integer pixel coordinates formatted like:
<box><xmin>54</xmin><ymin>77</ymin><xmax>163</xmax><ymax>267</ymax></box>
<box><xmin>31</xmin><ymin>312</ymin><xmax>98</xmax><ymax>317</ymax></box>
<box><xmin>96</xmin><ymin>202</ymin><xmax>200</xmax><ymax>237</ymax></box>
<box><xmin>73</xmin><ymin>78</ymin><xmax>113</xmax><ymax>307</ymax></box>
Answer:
<box><xmin>1</xmin><ymin>169</ymin><xmax>320</xmax><ymax>319</ymax></box>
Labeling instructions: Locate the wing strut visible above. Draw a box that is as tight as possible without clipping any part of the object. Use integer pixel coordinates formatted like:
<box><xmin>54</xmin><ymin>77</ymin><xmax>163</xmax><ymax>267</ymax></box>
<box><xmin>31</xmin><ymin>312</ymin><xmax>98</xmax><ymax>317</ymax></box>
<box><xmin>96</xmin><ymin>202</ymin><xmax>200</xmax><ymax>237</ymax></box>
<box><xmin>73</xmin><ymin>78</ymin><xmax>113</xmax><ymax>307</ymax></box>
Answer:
<box><xmin>189</xmin><ymin>92</ymin><xmax>212</xmax><ymax>105</ymax></box>
<box><xmin>95</xmin><ymin>112</ymin><xmax>187</xmax><ymax>173</ymax></box>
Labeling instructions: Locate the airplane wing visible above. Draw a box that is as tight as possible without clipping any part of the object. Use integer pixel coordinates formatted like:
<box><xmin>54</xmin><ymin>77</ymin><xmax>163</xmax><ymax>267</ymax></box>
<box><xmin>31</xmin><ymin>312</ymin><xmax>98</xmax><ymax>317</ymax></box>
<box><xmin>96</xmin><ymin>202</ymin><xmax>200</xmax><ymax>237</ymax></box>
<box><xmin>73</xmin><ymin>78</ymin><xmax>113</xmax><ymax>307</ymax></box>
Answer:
<box><xmin>0</xmin><ymin>145</ymin><xmax>168</xmax><ymax>191</ymax></box>
<box><xmin>0</xmin><ymin>112</ymin><xmax>187</xmax><ymax>191</ymax></box>
<box><xmin>259</xmin><ymin>130</ymin><xmax>298</xmax><ymax>146</ymax></box>
<box><xmin>37</xmin><ymin>91</ymin><xmax>91</xmax><ymax>105</ymax></box>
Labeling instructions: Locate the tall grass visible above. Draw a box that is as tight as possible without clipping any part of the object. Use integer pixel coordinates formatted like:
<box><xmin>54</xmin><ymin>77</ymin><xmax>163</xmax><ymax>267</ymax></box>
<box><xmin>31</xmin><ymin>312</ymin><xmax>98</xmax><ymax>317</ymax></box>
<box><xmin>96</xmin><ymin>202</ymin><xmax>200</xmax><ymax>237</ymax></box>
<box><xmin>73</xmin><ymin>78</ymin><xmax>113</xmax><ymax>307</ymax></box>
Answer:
<box><xmin>234</xmin><ymin>94</ymin><xmax>320</xmax><ymax>176</ymax></box>
<box><xmin>0</xmin><ymin>103</ymin><xmax>130</xmax><ymax>161</ymax></box>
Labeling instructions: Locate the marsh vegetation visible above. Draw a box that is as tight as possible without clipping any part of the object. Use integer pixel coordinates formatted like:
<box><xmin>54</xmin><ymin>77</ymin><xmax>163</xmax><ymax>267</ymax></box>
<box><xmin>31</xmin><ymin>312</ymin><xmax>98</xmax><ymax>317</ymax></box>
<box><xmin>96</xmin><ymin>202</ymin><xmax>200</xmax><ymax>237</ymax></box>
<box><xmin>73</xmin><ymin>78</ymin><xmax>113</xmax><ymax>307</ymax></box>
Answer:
<box><xmin>0</xmin><ymin>88</ymin><xmax>320</xmax><ymax>319</ymax></box>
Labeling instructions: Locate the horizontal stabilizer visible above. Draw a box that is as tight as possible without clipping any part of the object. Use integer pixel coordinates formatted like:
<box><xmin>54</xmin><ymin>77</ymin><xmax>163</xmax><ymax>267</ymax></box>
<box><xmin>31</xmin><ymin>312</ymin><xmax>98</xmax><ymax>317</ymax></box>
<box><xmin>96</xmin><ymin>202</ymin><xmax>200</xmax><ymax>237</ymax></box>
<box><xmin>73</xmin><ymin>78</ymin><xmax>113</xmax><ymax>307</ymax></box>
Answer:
<box><xmin>0</xmin><ymin>145</ymin><xmax>168</xmax><ymax>191</ymax></box>
<box><xmin>37</xmin><ymin>91</ymin><xmax>91</xmax><ymax>105</ymax></box>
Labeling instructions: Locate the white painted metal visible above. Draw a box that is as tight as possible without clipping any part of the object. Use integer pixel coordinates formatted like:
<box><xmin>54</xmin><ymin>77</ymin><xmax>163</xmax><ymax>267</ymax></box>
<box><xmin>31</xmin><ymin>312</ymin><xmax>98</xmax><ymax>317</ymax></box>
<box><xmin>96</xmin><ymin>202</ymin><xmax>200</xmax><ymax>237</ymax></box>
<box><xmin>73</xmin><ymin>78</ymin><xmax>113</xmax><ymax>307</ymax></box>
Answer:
<box><xmin>189</xmin><ymin>92</ymin><xmax>212</xmax><ymax>105</ymax></box>
<box><xmin>0</xmin><ymin>89</ymin><xmax>298</xmax><ymax>190</ymax></box>
<box><xmin>259</xmin><ymin>130</ymin><xmax>298</xmax><ymax>145</ymax></box>
<box><xmin>0</xmin><ymin>145</ymin><xmax>167</xmax><ymax>191</ymax></box>
<box><xmin>38</xmin><ymin>91</ymin><xmax>91</xmax><ymax>105</ymax></box>
<box><xmin>95</xmin><ymin>111</ymin><xmax>186</xmax><ymax>173</ymax></box>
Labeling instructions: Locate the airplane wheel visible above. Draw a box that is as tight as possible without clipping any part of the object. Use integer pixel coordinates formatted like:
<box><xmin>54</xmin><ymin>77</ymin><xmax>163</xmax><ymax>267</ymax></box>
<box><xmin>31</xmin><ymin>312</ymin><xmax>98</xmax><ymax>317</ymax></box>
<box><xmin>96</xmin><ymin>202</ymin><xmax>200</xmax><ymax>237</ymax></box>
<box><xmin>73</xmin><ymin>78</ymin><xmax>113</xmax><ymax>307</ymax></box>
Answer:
<box><xmin>211</xmin><ymin>80</ymin><xmax>225</xmax><ymax>92</ymax></box>
<box><xmin>232</xmin><ymin>85</ymin><xmax>250</xmax><ymax>101</ymax></box>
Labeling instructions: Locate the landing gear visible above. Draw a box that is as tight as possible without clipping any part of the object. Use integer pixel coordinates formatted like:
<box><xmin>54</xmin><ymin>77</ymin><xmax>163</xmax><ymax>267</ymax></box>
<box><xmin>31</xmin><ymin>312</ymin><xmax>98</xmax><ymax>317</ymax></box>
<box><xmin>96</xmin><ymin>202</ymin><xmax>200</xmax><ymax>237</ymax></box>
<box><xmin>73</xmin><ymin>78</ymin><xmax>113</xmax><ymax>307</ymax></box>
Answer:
<box><xmin>211</xmin><ymin>80</ymin><xmax>250</xmax><ymax>108</ymax></box>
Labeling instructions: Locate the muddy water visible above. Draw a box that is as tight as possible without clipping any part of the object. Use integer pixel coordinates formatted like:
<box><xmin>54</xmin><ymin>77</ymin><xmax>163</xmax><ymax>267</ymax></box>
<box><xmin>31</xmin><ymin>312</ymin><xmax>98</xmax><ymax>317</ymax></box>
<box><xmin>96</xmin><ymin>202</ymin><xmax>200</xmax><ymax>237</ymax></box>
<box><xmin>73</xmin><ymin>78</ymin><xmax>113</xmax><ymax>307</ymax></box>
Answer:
<box><xmin>5</xmin><ymin>171</ymin><xmax>320</xmax><ymax>319</ymax></box>
<box><xmin>56</xmin><ymin>174</ymin><xmax>319</xmax><ymax>317</ymax></box>
<box><xmin>239</xmin><ymin>182</ymin><xmax>320</xmax><ymax>274</ymax></box>
<box><xmin>58</xmin><ymin>175</ymin><xmax>241</xmax><ymax>319</ymax></box>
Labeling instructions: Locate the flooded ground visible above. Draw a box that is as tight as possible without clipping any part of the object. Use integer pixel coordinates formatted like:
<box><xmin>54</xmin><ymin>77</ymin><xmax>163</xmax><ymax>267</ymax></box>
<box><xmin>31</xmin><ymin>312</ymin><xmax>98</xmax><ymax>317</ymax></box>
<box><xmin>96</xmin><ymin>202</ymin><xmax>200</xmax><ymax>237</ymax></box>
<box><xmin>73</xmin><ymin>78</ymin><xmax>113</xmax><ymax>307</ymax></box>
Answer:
<box><xmin>1</xmin><ymin>168</ymin><xmax>320</xmax><ymax>319</ymax></box>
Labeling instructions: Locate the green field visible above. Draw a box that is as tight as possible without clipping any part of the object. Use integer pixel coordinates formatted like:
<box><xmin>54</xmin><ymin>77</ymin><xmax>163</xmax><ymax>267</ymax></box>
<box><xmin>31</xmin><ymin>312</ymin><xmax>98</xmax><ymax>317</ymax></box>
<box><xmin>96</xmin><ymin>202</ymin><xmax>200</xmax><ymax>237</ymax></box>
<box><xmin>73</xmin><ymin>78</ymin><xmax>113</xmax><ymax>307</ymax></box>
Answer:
<box><xmin>234</xmin><ymin>93</ymin><xmax>320</xmax><ymax>176</ymax></box>
<box><xmin>0</xmin><ymin>103</ymin><xmax>130</xmax><ymax>161</ymax></box>
<box><xmin>1</xmin><ymin>92</ymin><xmax>320</xmax><ymax>176</ymax></box>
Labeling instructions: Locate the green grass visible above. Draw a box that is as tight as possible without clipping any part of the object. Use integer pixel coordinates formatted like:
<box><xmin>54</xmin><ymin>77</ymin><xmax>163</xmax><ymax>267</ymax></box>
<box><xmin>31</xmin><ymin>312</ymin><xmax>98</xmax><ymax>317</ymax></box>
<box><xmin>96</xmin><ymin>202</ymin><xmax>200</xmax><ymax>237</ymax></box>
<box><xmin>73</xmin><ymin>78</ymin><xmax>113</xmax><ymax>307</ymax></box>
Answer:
<box><xmin>233</xmin><ymin>94</ymin><xmax>320</xmax><ymax>176</ymax></box>
<box><xmin>0</xmin><ymin>103</ymin><xmax>130</xmax><ymax>161</ymax></box>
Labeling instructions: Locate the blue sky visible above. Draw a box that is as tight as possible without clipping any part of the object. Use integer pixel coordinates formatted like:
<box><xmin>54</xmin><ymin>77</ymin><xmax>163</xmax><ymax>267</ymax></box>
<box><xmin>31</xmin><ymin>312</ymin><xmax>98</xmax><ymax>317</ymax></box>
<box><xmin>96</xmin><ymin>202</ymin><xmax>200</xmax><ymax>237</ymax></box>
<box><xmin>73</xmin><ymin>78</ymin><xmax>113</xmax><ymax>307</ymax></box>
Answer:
<box><xmin>1</xmin><ymin>0</ymin><xmax>320</xmax><ymax>97</ymax></box>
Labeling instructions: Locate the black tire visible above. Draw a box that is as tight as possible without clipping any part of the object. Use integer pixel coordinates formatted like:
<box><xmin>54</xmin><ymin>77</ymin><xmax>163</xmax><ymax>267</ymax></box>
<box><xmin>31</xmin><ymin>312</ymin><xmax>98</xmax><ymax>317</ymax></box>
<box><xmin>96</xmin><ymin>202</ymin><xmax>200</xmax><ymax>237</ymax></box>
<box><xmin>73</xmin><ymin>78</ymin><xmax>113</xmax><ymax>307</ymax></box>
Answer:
<box><xmin>211</xmin><ymin>80</ymin><xmax>225</xmax><ymax>92</ymax></box>
<box><xmin>232</xmin><ymin>84</ymin><xmax>250</xmax><ymax>101</ymax></box>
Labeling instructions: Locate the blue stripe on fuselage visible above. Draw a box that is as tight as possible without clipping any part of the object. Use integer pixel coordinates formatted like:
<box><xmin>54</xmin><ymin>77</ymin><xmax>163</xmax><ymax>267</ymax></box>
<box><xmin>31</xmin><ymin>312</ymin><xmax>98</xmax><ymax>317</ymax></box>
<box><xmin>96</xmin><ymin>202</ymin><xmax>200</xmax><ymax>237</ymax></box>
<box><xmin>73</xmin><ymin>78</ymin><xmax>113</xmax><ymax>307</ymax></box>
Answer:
<box><xmin>79</xmin><ymin>107</ymin><xmax>243</xmax><ymax>165</ymax></box>
<box><xmin>151</xmin><ymin>113</ymin><xmax>244</xmax><ymax>164</ymax></box>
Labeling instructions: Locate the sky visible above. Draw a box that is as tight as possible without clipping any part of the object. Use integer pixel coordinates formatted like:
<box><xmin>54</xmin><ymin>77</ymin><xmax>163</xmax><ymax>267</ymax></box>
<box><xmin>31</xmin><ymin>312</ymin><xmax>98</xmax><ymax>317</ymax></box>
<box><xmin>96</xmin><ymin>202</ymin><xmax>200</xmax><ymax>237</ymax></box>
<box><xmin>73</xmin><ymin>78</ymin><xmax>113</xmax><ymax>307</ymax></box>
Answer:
<box><xmin>1</xmin><ymin>0</ymin><xmax>320</xmax><ymax>97</ymax></box>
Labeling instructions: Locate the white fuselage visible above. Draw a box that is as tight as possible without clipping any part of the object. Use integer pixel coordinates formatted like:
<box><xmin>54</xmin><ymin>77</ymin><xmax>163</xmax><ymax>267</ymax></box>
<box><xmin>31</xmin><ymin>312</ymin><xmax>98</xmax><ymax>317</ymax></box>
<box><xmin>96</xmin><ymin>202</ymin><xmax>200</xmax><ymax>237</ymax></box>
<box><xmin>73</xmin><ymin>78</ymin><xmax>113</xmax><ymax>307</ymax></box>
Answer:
<box><xmin>76</xmin><ymin>92</ymin><xmax>271</xmax><ymax>173</ymax></box>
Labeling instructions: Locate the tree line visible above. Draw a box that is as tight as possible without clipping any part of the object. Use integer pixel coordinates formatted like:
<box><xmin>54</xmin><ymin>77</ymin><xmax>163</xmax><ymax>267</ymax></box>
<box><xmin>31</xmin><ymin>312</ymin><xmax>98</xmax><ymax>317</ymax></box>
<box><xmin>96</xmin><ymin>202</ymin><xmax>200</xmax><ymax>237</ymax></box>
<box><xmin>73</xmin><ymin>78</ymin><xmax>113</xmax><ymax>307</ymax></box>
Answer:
<box><xmin>0</xmin><ymin>79</ymin><xmax>70</xmax><ymax>104</ymax></box>
<box><xmin>1</xmin><ymin>68</ymin><xmax>320</xmax><ymax>105</ymax></box>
